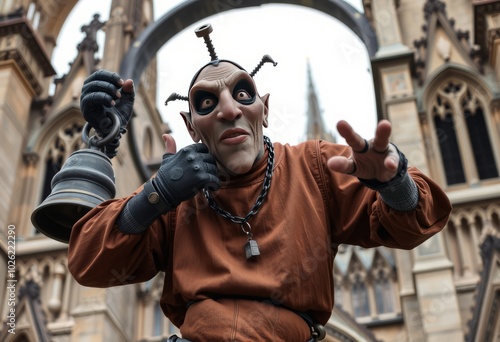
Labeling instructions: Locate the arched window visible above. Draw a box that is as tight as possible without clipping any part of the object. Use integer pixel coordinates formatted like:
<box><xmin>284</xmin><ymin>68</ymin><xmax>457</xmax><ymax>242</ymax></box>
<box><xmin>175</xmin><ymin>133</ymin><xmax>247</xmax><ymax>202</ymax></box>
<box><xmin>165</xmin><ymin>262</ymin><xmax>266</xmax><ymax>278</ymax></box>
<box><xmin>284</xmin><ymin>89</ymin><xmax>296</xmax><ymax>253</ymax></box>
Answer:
<box><xmin>335</xmin><ymin>247</ymin><xmax>400</xmax><ymax>323</ymax></box>
<box><xmin>462</xmin><ymin>89</ymin><xmax>498</xmax><ymax>180</ymax></box>
<box><xmin>431</xmin><ymin>79</ymin><xmax>497</xmax><ymax>187</ymax></box>
<box><xmin>352</xmin><ymin>274</ymin><xmax>370</xmax><ymax>318</ymax></box>
<box><xmin>37</xmin><ymin>122</ymin><xmax>83</xmax><ymax>235</ymax></box>
<box><xmin>40</xmin><ymin>122</ymin><xmax>83</xmax><ymax>202</ymax></box>
<box><xmin>372</xmin><ymin>257</ymin><xmax>395</xmax><ymax>315</ymax></box>
<box><xmin>433</xmin><ymin>97</ymin><xmax>465</xmax><ymax>185</ymax></box>
<box><xmin>349</xmin><ymin>259</ymin><xmax>370</xmax><ymax>318</ymax></box>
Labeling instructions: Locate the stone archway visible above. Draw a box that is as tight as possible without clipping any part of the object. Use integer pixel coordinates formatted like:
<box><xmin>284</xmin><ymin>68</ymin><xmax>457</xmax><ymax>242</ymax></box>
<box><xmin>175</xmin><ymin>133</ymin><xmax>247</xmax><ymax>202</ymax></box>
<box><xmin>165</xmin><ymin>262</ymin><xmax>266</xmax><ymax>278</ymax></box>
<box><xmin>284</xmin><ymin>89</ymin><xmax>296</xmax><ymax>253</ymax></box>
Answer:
<box><xmin>120</xmin><ymin>0</ymin><xmax>377</xmax><ymax>84</ymax></box>
<box><xmin>120</xmin><ymin>0</ymin><xmax>378</xmax><ymax>180</ymax></box>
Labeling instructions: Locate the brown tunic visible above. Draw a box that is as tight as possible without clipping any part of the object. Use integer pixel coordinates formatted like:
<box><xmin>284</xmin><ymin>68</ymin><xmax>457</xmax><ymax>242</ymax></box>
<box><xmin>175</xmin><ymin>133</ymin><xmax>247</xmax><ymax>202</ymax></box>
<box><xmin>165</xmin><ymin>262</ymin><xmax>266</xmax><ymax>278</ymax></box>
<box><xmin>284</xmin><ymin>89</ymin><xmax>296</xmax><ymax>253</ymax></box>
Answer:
<box><xmin>68</xmin><ymin>140</ymin><xmax>451</xmax><ymax>341</ymax></box>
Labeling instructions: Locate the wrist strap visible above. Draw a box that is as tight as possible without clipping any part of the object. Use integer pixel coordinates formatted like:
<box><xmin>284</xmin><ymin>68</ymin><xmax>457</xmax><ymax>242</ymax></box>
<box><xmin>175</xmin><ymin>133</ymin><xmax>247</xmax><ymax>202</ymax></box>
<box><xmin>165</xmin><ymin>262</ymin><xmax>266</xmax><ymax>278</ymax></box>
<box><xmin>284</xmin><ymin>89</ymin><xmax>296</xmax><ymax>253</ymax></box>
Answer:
<box><xmin>358</xmin><ymin>144</ymin><xmax>419</xmax><ymax>211</ymax></box>
<box><xmin>116</xmin><ymin>179</ymin><xmax>172</xmax><ymax>234</ymax></box>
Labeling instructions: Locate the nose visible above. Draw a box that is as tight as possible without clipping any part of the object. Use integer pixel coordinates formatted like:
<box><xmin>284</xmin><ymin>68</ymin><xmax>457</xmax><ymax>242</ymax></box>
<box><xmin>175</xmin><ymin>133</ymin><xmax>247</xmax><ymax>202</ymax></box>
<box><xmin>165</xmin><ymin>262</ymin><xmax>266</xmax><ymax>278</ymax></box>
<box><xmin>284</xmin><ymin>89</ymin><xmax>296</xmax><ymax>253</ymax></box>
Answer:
<box><xmin>216</xmin><ymin>90</ymin><xmax>242</xmax><ymax>121</ymax></box>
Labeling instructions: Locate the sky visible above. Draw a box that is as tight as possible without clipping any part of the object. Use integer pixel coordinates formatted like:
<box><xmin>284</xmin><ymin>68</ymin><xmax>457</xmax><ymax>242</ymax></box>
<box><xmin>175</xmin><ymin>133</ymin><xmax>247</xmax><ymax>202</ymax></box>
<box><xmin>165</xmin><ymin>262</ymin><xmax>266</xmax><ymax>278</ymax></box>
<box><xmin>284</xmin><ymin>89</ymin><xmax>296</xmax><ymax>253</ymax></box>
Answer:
<box><xmin>52</xmin><ymin>0</ymin><xmax>376</xmax><ymax>150</ymax></box>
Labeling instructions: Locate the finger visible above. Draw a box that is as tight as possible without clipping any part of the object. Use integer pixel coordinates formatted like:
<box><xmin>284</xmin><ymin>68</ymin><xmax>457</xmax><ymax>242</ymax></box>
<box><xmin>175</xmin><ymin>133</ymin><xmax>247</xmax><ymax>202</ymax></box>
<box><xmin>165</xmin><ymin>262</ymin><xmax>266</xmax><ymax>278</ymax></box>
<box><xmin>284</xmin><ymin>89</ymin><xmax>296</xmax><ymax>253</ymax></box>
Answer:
<box><xmin>372</xmin><ymin>120</ymin><xmax>391</xmax><ymax>153</ymax></box>
<box><xmin>81</xmin><ymin>92</ymin><xmax>116</xmax><ymax>112</ymax></box>
<box><xmin>327</xmin><ymin>156</ymin><xmax>356</xmax><ymax>175</ymax></box>
<box><xmin>205</xmin><ymin>176</ymin><xmax>221</xmax><ymax>191</ymax></box>
<box><xmin>120</xmin><ymin>79</ymin><xmax>135</xmax><ymax>95</ymax></box>
<box><xmin>162</xmin><ymin>134</ymin><xmax>177</xmax><ymax>154</ymax></box>
<box><xmin>84</xmin><ymin>70</ymin><xmax>123</xmax><ymax>88</ymax></box>
<box><xmin>336</xmin><ymin>120</ymin><xmax>367</xmax><ymax>153</ymax></box>
<box><xmin>82</xmin><ymin>80</ymin><xmax>121</xmax><ymax>99</ymax></box>
<box><xmin>384</xmin><ymin>145</ymin><xmax>399</xmax><ymax>172</ymax></box>
<box><xmin>205</xmin><ymin>161</ymin><xmax>218</xmax><ymax>175</ymax></box>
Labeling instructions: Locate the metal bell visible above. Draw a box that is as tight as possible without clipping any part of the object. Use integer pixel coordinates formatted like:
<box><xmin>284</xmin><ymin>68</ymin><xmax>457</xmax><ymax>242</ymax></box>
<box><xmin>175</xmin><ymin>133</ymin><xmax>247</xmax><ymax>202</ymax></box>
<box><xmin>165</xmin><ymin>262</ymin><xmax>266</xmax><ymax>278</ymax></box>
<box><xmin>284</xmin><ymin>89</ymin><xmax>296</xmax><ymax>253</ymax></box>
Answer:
<box><xmin>31</xmin><ymin>111</ymin><xmax>120</xmax><ymax>243</ymax></box>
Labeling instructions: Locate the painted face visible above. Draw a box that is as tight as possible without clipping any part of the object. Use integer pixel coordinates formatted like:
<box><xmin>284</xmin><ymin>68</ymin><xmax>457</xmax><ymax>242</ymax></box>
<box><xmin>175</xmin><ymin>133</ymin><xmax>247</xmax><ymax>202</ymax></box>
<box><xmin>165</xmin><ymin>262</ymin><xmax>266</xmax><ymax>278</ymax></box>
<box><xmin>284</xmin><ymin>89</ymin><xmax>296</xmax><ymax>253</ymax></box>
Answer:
<box><xmin>182</xmin><ymin>62</ymin><xmax>269</xmax><ymax>175</ymax></box>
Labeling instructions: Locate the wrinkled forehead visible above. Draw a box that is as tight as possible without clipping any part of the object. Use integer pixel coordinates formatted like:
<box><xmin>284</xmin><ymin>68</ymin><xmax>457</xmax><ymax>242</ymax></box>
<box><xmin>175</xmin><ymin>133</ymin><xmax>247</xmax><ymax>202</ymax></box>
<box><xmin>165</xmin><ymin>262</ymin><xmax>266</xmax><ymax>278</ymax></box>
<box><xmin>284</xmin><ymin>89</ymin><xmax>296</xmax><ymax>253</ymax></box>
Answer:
<box><xmin>189</xmin><ymin>60</ymin><xmax>248</xmax><ymax>91</ymax></box>
<box><xmin>192</xmin><ymin>63</ymin><xmax>254</xmax><ymax>90</ymax></box>
<box><xmin>196</xmin><ymin>62</ymin><xmax>242</xmax><ymax>83</ymax></box>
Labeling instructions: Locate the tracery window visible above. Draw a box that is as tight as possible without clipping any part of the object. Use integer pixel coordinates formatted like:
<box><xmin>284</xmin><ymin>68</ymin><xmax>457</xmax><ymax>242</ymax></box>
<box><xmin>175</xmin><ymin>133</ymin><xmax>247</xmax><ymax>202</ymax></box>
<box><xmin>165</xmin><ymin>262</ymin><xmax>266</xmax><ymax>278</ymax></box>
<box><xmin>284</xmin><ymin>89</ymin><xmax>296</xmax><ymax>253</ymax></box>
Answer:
<box><xmin>352</xmin><ymin>274</ymin><xmax>370</xmax><ymax>318</ymax></box>
<box><xmin>349</xmin><ymin>259</ymin><xmax>370</xmax><ymax>318</ymax></box>
<box><xmin>334</xmin><ymin>246</ymin><xmax>400</xmax><ymax>324</ymax></box>
<box><xmin>443</xmin><ymin>204</ymin><xmax>500</xmax><ymax>281</ymax></box>
<box><xmin>372</xmin><ymin>256</ymin><xmax>395</xmax><ymax>315</ymax></box>
<box><xmin>37</xmin><ymin>121</ymin><xmax>83</xmax><ymax>236</ymax></box>
<box><xmin>463</xmin><ymin>89</ymin><xmax>498</xmax><ymax>180</ymax></box>
<box><xmin>431</xmin><ymin>79</ymin><xmax>497</xmax><ymax>186</ymax></box>
<box><xmin>40</xmin><ymin>122</ymin><xmax>83</xmax><ymax>202</ymax></box>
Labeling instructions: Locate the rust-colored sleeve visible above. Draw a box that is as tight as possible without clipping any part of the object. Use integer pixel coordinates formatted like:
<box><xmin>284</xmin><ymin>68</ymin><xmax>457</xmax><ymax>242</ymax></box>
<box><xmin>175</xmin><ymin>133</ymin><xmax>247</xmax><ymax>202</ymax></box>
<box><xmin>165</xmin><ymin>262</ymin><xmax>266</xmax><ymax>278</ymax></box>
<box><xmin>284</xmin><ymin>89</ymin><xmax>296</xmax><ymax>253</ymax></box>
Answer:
<box><xmin>367</xmin><ymin>168</ymin><xmax>451</xmax><ymax>249</ymax></box>
<box><xmin>324</xmin><ymin>143</ymin><xmax>452</xmax><ymax>249</ymax></box>
<box><xmin>67</xmin><ymin>186</ymin><xmax>172</xmax><ymax>287</ymax></box>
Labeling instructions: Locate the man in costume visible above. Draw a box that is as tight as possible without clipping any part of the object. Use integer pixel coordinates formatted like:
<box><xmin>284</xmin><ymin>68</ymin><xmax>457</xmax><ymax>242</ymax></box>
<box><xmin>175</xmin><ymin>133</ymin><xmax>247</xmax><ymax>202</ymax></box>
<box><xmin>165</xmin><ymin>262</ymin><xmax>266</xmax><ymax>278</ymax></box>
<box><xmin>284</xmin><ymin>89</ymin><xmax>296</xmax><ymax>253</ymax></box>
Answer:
<box><xmin>68</xmin><ymin>24</ymin><xmax>452</xmax><ymax>341</ymax></box>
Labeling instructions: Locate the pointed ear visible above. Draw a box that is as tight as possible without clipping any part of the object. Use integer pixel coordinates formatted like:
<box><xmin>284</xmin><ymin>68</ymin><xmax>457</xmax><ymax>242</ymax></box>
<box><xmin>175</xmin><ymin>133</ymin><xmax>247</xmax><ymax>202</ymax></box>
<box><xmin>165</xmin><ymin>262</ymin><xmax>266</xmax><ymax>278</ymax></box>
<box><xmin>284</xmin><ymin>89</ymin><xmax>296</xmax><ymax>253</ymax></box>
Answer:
<box><xmin>260</xmin><ymin>93</ymin><xmax>270</xmax><ymax>128</ymax></box>
<box><xmin>180</xmin><ymin>111</ymin><xmax>201</xmax><ymax>142</ymax></box>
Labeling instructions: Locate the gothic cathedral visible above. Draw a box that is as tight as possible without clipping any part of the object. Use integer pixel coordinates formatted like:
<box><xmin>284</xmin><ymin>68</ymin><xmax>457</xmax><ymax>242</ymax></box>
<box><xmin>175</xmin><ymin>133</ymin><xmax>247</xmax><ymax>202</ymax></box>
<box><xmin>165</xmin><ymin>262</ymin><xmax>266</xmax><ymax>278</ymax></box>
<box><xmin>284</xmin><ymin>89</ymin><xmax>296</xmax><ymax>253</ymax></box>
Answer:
<box><xmin>0</xmin><ymin>0</ymin><xmax>499</xmax><ymax>341</ymax></box>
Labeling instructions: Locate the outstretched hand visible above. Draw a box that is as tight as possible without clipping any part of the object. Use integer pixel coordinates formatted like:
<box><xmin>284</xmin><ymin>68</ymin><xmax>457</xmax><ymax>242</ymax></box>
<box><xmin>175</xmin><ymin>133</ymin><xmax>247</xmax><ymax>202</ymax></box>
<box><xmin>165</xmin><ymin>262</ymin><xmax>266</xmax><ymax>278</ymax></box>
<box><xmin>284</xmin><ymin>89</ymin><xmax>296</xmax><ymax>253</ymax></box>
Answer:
<box><xmin>327</xmin><ymin>120</ymin><xmax>400</xmax><ymax>182</ymax></box>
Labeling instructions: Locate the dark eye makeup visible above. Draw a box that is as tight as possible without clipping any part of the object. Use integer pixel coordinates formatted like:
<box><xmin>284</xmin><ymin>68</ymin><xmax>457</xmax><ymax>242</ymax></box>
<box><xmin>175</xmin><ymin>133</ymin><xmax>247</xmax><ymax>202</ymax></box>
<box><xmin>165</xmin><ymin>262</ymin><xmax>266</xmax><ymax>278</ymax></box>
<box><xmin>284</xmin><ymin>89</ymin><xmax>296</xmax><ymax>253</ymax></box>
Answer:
<box><xmin>233</xmin><ymin>79</ymin><xmax>256</xmax><ymax>105</ymax></box>
<box><xmin>193</xmin><ymin>78</ymin><xmax>256</xmax><ymax>115</ymax></box>
<box><xmin>194</xmin><ymin>90</ymin><xmax>217</xmax><ymax>115</ymax></box>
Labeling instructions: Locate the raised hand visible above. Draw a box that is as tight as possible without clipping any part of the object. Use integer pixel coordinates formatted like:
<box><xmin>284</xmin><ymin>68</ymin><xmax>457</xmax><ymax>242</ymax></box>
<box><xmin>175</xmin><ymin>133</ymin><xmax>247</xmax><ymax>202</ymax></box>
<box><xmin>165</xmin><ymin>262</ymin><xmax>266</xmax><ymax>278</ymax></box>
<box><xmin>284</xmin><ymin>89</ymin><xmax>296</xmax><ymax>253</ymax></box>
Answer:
<box><xmin>80</xmin><ymin>70</ymin><xmax>135</xmax><ymax>136</ymax></box>
<box><xmin>327</xmin><ymin>120</ymin><xmax>400</xmax><ymax>182</ymax></box>
<box><xmin>152</xmin><ymin>135</ymin><xmax>220</xmax><ymax>210</ymax></box>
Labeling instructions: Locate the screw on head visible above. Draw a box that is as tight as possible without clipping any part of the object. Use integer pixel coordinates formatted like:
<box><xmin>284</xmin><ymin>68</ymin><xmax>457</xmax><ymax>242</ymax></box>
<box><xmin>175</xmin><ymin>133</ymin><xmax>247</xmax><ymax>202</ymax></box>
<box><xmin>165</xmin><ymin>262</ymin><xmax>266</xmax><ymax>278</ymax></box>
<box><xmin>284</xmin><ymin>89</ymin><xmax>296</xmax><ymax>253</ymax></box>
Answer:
<box><xmin>195</xmin><ymin>24</ymin><xmax>218</xmax><ymax>61</ymax></box>
<box><xmin>250</xmin><ymin>54</ymin><xmax>278</xmax><ymax>77</ymax></box>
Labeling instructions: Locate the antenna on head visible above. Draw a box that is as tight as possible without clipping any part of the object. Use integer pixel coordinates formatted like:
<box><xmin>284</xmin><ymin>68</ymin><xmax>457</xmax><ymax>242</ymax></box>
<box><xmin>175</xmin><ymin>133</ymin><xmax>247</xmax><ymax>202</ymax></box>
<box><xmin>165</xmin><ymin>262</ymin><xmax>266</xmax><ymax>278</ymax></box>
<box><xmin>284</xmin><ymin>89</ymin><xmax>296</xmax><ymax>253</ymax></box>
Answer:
<box><xmin>250</xmin><ymin>54</ymin><xmax>278</xmax><ymax>77</ymax></box>
<box><xmin>195</xmin><ymin>24</ymin><xmax>218</xmax><ymax>61</ymax></box>
<box><xmin>164</xmin><ymin>92</ymin><xmax>188</xmax><ymax>106</ymax></box>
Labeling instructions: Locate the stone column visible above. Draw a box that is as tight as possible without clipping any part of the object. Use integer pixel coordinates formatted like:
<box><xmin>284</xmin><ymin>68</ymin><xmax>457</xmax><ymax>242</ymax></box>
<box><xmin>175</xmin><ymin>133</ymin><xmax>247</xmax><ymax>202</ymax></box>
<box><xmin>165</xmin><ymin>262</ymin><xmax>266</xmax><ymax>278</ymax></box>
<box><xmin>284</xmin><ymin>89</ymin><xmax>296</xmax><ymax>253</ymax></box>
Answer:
<box><xmin>370</xmin><ymin>0</ymin><xmax>409</xmax><ymax>57</ymax></box>
<box><xmin>486</xmin><ymin>13</ymin><xmax>500</xmax><ymax>81</ymax></box>
<box><xmin>101</xmin><ymin>0</ymin><xmax>132</xmax><ymax>72</ymax></box>
<box><xmin>377</xmin><ymin>59</ymin><xmax>430</xmax><ymax>174</ymax></box>
<box><xmin>412</xmin><ymin>234</ymin><xmax>463</xmax><ymax>341</ymax></box>
<box><xmin>9</xmin><ymin>152</ymin><xmax>38</xmax><ymax>236</ymax></box>
<box><xmin>0</xmin><ymin>17</ymin><xmax>54</xmax><ymax>231</ymax></box>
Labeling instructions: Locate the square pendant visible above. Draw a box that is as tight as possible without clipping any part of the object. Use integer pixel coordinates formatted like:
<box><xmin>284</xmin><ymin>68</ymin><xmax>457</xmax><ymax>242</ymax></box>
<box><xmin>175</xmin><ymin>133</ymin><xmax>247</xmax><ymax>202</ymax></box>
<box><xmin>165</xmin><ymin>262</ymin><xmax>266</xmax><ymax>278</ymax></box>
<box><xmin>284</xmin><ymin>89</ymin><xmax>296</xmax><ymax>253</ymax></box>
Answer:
<box><xmin>244</xmin><ymin>239</ymin><xmax>260</xmax><ymax>259</ymax></box>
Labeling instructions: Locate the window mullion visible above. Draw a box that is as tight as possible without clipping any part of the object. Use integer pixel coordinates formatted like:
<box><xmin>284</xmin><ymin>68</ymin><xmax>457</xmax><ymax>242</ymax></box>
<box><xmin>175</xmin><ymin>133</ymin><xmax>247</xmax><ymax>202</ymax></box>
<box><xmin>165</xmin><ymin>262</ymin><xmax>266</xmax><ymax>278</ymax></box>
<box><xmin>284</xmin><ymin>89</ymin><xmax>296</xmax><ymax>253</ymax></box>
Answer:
<box><xmin>451</xmin><ymin>97</ymin><xmax>479</xmax><ymax>185</ymax></box>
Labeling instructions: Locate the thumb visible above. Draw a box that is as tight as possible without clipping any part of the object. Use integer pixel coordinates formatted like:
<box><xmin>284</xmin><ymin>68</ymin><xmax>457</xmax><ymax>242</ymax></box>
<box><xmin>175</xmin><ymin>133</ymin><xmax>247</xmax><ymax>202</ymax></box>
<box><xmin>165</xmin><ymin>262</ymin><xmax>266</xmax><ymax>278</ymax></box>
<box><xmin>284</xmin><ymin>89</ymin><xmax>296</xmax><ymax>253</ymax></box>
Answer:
<box><xmin>117</xmin><ymin>79</ymin><xmax>135</xmax><ymax>105</ymax></box>
<box><xmin>163</xmin><ymin>134</ymin><xmax>177</xmax><ymax>154</ymax></box>
<box><xmin>121</xmin><ymin>79</ymin><xmax>135</xmax><ymax>95</ymax></box>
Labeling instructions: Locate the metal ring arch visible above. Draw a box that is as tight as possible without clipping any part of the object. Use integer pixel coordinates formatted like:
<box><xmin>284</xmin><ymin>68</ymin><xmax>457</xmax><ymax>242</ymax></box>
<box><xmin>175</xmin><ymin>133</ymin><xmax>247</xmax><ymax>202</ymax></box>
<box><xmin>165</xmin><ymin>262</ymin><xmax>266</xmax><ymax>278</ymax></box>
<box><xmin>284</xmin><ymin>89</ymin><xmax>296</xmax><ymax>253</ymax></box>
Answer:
<box><xmin>120</xmin><ymin>0</ymin><xmax>378</xmax><ymax>181</ymax></box>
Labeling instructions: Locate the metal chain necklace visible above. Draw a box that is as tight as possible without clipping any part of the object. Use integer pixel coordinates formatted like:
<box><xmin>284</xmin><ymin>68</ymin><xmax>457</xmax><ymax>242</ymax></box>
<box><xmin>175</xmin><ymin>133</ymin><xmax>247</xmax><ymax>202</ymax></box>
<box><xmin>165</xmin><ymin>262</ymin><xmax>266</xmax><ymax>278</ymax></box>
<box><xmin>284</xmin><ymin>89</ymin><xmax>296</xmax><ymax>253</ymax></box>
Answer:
<box><xmin>203</xmin><ymin>136</ymin><xmax>274</xmax><ymax>260</ymax></box>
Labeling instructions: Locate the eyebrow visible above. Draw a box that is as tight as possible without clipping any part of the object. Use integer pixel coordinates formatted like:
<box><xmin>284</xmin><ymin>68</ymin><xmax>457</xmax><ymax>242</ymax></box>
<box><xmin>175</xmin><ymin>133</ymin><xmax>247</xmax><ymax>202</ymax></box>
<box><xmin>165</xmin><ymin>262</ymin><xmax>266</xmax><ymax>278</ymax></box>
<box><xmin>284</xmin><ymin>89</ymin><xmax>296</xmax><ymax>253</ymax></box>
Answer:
<box><xmin>191</xmin><ymin>70</ymin><xmax>253</xmax><ymax>93</ymax></box>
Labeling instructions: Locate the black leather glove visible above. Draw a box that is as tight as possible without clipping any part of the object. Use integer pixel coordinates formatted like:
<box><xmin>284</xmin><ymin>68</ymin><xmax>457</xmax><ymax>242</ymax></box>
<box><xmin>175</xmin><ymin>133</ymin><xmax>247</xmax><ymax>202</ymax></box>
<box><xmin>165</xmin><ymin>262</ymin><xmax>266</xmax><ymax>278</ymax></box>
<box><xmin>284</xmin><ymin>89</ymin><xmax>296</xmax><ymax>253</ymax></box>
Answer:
<box><xmin>116</xmin><ymin>143</ymin><xmax>220</xmax><ymax>234</ymax></box>
<box><xmin>152</xmin><ymin>143</ymin><xmax>220</xmax><ymax>209</ymax></box>
<box><xmin>80</xmin><ymin>70</ymin><xmax>135</xmax><ymax>157</ymax></box>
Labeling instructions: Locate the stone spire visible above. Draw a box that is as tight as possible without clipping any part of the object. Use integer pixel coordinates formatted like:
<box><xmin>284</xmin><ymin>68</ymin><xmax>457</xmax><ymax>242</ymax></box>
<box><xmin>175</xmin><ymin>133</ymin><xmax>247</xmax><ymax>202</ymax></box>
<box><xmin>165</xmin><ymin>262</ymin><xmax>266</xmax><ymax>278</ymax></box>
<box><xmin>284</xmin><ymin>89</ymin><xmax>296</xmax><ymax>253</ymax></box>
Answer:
<box><xmin>305</xmin><ymin>60</ymin><xmax>335</xmax><ymax>142</ymax></box>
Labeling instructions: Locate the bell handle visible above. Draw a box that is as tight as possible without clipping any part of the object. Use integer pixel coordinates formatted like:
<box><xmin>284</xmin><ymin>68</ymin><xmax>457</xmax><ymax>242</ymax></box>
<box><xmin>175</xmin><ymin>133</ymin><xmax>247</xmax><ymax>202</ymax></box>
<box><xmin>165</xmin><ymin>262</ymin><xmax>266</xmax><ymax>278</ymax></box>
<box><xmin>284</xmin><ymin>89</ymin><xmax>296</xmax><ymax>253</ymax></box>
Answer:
<box><xmin>82</xmin><ymin>108</ymin><xmax>121</xmax><ymax>149</ymax></box>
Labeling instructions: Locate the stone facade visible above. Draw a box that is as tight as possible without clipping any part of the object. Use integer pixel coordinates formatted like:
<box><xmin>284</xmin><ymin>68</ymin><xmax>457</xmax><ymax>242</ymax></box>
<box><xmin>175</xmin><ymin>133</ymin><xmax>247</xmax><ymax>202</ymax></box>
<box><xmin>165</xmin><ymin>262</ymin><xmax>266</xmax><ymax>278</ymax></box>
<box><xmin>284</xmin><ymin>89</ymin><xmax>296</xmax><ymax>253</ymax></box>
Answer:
<box><xmin>0</xmin><ymin>0</ymin><xmax>499</xmax><ymax>341</ymax></box>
